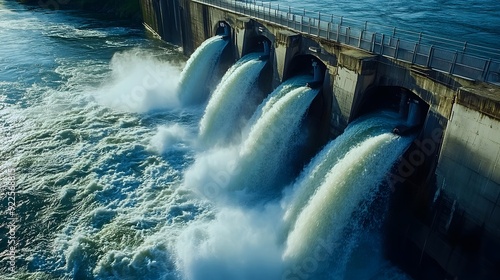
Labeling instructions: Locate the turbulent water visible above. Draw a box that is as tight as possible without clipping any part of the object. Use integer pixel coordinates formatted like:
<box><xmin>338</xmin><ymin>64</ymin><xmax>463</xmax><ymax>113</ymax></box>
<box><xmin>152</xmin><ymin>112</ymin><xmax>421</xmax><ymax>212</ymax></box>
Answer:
<box><xmin>199</xmin><ymin>52</ymin><xmax>267</xmax><ymax>146</ymax></box>
<box><xmin>177</xmin><ymin>35</ymin><xmax>229</xmax><ymax>106</ymax></box>
<box><xmin>1</xmin><ymin>1</ymin><xmax>497</xmax><ymax>280</ymax></box>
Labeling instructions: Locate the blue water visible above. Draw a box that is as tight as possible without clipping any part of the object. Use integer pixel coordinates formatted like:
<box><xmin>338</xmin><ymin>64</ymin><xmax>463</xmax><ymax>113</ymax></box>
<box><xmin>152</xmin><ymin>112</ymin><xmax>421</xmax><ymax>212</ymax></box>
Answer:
<box><xmin>279</xmin><ymin>0</ymin><xmax>500</xmax><ymax>50</ymax></box>
<box><xmin>0</xmin><ymin>0</ymin><xmax>497</xmax><ymax>279</ymax></box>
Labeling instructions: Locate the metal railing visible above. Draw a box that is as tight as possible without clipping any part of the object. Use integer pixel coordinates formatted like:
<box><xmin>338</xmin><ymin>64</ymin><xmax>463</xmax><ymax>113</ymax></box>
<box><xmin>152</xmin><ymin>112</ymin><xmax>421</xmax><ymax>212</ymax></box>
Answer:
<box><xmin>193</xmin><ymin>0</ymin><xmax>500</xmax><ymax>85</ymax></box>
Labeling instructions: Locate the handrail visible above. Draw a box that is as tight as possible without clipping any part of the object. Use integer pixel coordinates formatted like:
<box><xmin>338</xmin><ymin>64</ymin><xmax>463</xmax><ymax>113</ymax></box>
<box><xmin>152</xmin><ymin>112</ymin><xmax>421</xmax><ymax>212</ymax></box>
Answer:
<box><xmin>192</xmin><ymin>0</ymin><xmax>500</xmax><ymax>85</ymax></box>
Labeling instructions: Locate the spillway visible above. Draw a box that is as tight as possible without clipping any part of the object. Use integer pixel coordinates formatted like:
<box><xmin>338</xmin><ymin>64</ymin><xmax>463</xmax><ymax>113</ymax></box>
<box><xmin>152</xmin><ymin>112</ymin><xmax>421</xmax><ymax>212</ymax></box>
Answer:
<box><xmin>199</xmin><ymin>52</ymin><xmax>267</xmax><ymax>146</ymax></box>
<box><xmin>232</xmin><ymin>81</ymin><xmax>319</xmax><ymax>199</ymax></box>
<box><xmin>177</xmin><ymin>35</ymin><xmax>228</xmax><ymax>105</ymax></box>
<box><xmin>281</xmin><ymin>112</ymin><xmax>415</xmax><ymax>278</ymax></box>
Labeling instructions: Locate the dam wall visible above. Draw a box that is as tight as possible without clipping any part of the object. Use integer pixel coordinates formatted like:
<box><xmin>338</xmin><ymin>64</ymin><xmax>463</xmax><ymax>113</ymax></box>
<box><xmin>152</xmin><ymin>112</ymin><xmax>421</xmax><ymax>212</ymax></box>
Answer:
<box><xmin>140</xmin><ymin>0</ymin><xmax>500</xmax><ymax>278</ymax></box>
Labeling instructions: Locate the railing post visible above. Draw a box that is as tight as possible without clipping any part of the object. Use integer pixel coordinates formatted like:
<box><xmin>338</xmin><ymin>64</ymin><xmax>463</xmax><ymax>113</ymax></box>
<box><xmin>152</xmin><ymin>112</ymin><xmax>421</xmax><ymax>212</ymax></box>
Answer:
<box><xmin>358</xmin><ymin>30</ymin><xmax>363</xmax><ymax>48</ymax></box>
<box><xmin>463</xmin><ymin>41</ymin><xmax>468</xmax><ymax>52</ymax></box>
<box><xmin>450</xmin><ymin>51</ymin><xmax>458</xmax><ymax>74</ymax></box>
<box><xmin>395</xmin><ymin>39</ymin><xmax>400</xmax><ymax>59</ymax></box>
<box><xmin>309</xmin><ymin>18</ymin><xmax>312</xmax><ymax>34</ymax></box>
<box><xmin>268</xmin><ymin>1</ymin><xmax>271</xmax><ymax>21</ymax></box>
<box><xmin>412</xmin><ymin>42</ymin><xmax>418</xmax><ymax>64</ymax></box>
<box><xmin>318</xmin><ymin>12</ymin><xmax>321</xmax><ymax>37</ymax></box>
<box><xmin>390</xmin><ymin>27</ymin><xmax>396</xmax><ymax>46</ymax></box>
<box><xmin>482</xmin><ymin>59</ymin><xmax>492</xmax><ymax>82</ymax></box>
<box><xmin>427</xmin><ymin>45</ymin><xmax>434</xmax><ymax>68</ymax></box>
<box><xmin>264</xmin><ymin>1</ymin><xmax>266</xmax><ymax>20</ymax></box>
<box><xmin>265</xmin><ymin>2</ymin><xmax>268</xmax><ymax>21</ymax></box>
<box><xmin>346</xmin><ymin>27</ymin><xmax>351</xmax><ymax>45</ymax></box>
<box><xmin>371</xmin><ymin>33</ymin><xmax>376</xmax><ymax>52</ymax></box>
<box><xmin>288</xmin><ymin>6</ymin><xmax>291</xmax><ymax>27</ymax></box>
<box><xmin>381</xmin><ymin>34</ymin><xmax>385</xmax><ymax>55</ymax></box>
<box><xmin>327</xmin><ymin>22</ymin><xmax>331</xmax><ymax>40</ymax></box>
<box><xmin>336</xmin><ymin>23</ymin><xmax>340</xmax><ymax>41</ymax></box>
<box><xmin>261</xmin><ymin>2</ymin><xmax>264</xmax><ymax>20</ymax></box>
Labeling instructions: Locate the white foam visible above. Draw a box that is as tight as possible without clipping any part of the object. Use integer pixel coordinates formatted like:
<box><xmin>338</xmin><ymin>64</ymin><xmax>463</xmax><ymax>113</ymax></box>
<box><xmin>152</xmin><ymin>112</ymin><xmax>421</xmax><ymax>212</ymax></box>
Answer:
<box><xmin>281</xmin><ymin>113</ymin><xmax>403</xmax><ymax>231</ymax></box>
<box><xmin>199</xmin><ymin>52</ymin><xmax>266</xmax><ymax>146</ymax></box>
<box><xmin>148</xmin><ymin>124</ymin><xmax>192</xmax><ymax>154</ymax></box>
<box><xmin>282</xmin><ymin>132</ymin><xmax>414</xmax><ymax>278</ymax></box>
<box><xmin>234</xmin><ymin>87</ymin><xmax>318</xmax><ymax>196</ymax></box>
<box><xmin>182</xmin><ymin>145</ymin><xmax>240</xmax><ymax>202</ymax></box>
<box><xmin>176</xmin><ymin>205</ymin><xmax>284</xmax><ymax>280</ymax></box>
<box><xmin>94</xmin><ymin>49</ymin><xmax>182</xmax><ymax>113</ymax></box>
<box><xmin>242</xmin><ymin>75</ymin><xmax>311</xmax><ymax>137</ymax></box>
<box><xmin>177</xmin><ymin>36</ymin><xmax>228</xmax><ymax>105</ymax></box>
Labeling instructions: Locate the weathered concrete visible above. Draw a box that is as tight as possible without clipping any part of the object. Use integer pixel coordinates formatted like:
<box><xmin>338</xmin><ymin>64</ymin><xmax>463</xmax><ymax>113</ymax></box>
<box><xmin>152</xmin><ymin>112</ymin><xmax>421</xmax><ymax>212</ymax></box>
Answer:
<box><xmin>140</xmin><ymin>0</ymin><xmax>161</xmax><ymax>35</ymax></box>
<box><xmin>332</xmin><ymin>50</ymin><xmax>377</xmax><ymax>127</ymax></box>
<box><xmin>375</xmin><ymin>59</ymin><xmax>459</xmax><ymax>120</ymax></box>
<box><xmin>395</xmin><ymin>98</ymin><xmax>500</xmax><ymax>278</ymax></box>
<box><xmin>437</xmin><ymin>102</ymin><xmax>500</xmax><ymax>234</ymax></box>
<box><xmin>274</xmin><ymin>30</ymin><xmax>301</xmax><ymax>82</ymax></box>
<box><xmin>234</xmin><ymin>17</ymin><xmax>253</xmax><ymax>57</ymax></box>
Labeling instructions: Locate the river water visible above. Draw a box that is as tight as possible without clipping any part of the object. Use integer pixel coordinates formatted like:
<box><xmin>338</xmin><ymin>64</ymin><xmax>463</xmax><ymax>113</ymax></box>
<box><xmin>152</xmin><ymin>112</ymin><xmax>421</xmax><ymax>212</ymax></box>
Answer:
<box><xmin>275</xmin><ymin>0</ymin><xmax>500</xmax><ymax>50</ymax></box>
<box><xmin>0</xmin><ymin>0</ymin><xmax>498</xmax><ymax>279</ymax></box>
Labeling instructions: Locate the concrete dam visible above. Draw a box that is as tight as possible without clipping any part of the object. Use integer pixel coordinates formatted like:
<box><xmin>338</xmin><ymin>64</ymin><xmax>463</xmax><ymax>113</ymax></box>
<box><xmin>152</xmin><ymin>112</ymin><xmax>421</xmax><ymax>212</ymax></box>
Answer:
<box><xmin>140</xmin><ymin>0</ymin><xmax>500</xmax><ymax>278</ymax></box>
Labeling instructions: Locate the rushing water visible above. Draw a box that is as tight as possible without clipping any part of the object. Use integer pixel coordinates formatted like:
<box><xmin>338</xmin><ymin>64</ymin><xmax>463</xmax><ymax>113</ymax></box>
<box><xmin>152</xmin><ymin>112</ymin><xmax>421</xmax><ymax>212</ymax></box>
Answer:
<box><xmin>199</xmin><ymin>52</ymin><xmax>267</xmax><ymax>146</ymax></box>
<box><xmin>0</xmin><ymin>1</ymin><xmax>497</xmax><ymax>280</ymax></box>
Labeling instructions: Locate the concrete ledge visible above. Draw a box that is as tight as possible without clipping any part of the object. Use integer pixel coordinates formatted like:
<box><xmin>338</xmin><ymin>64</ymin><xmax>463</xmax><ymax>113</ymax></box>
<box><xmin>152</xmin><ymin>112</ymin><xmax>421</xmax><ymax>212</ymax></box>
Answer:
<box><xmin>276</xmin><ymin>30</ymin><xmax>300</xmax><ymax>47</ymax></box>
<box><xmin>236</xmin><ymin>17</ymin><xmax>252</xmax><ymax>29</ymax></box>
<box><xmin>338</xmin><ymin>49</ymin><xmax>377</xmax><ymax>74</ymax></box>
<box><xmin>458</xmin><ymin>86</ymin><xmax>500</xmax><ymax>121</ymax></box>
